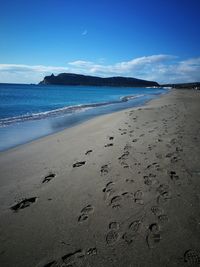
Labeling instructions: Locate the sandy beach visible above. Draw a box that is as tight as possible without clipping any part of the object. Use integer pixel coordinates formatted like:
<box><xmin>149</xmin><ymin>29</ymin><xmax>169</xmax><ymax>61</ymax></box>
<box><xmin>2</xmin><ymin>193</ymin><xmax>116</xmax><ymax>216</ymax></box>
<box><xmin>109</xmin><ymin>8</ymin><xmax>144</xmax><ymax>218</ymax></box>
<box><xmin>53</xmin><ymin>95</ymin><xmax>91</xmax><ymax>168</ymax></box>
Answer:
<box><xmin>0</xmin><ymin>89</ymin><xmax>200</xmax><ymax>267</ymax></box>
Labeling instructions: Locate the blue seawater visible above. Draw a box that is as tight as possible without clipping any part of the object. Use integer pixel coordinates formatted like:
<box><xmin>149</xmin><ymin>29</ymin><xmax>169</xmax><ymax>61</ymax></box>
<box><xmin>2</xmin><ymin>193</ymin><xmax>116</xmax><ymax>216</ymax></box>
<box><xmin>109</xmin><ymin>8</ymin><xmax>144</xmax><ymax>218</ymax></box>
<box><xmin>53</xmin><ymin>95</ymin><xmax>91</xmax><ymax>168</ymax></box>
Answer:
<box><xmin>0</xmin><ymin>83</ymin><xmax>168</xmax><ymax>151</ymax></box>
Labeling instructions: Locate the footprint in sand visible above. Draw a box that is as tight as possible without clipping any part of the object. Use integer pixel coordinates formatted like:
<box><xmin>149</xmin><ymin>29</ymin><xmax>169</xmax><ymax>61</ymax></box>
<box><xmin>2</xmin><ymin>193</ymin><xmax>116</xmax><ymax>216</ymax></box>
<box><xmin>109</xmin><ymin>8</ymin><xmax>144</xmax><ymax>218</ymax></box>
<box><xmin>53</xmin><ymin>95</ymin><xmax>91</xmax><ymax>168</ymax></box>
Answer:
<box><xmin>157</xmin><ymin>184</ymin><xmax>170</xmax><ymax>195</ymax></box>
<box><xmin>118</xmin><ymin>151</ymin><xmax>129</xmax><ymax>161</ymax></box>
<box><xmin>85</xmin><ymin>149</ymin><xmax>93</xmax><ymax>155</ymax></box>
<box><xmin>125</xmin><ymin>178</ymin><xmax>134</xmax><ymax>183</ymax></box>
<box><xmin>100</xmin><ymin>164</ymin><xmax>110</xmax><ymax>175</ymax></box>
<box><xmin>184</xmin><ymin>249</ymin><xmax>200</xmax><ymax>265</ymax></box>
<box><xmin>10</xmin><ymin>197</ymin><xmax>37</xmax><ymax>212</ymax></box>
<box><xmin>110</xmin><ymin>195</ymin><xmax>122</xmax><ymax>209</ymax></box>
<box><xmin>134</xmin><ymin>190</ymin><xmax>144</xmax><ymax>205</ymax></box>
<box><xmin>62</xmin><ymin>248</ymin><xmax>97</xmax><ymax>266</ymax></box>
<box><xmin>146</xmin><ymin>162</ymin><xmax>160</xmax><ymax>170</ymax></box>
<box><xmin>106</xmin><ymin>230</ymin><xmax>120</xmax><ymax>245</ymax></box>
<box><xmin>78</xmin><ymin>204</ymin><xmax>94</xmax><ymax>223</ymax></box>
<box><xmin>166</xmin><ymin>152</ymin><xmax>174</xmax><ymax>158</ymax></box>
<box><xmin>144</xmin><ymin>173</ymin><xmax>158</xmax><ymax>186</ymax></box>
<box><xmin>124</xmin><ymin>144</ymin><xmax>132</xmax><ymax>151</ymax></box>
<box><xmin>169</xmin><ymin>171</ymin><xmax>179</xmax><ymax>182</ymax></box>
<box><xmin>109</xmin><ymin>221</ymin><xmax>120</xmax><ymax>230</ymax></box>
<box><xmin>42</xmin><ymin>173</ymin><xmax>56</xmax><ymax>183</ymax></box>
<box><xmin>43</xmin><ymin>260</ymin><xmax>58</xmax><ymax>267</ymax></box>
<box><xmin>132</xmin><ymin>138</ymin><xmax>138</xmax><ymax>143</ymax></box>
<box><xmin>123</xmin><ymin>220</ymin><xmax>142</xmax><ymax>244</ymax></box>
<box><xmin>171</xmin><ymin>156</ymin><xmax>181</xmax><ymax>163</ymax></box>
<box><xmin>122</xmin><ymin>192</ymin><xmax>134</xmax><ymax>200</ymax></box>
<box><xmin>62</xmin><ymin>249</ymin><xmax>85</xmax><ymax>266</ymax></box>
<box><xmin>146</xmin><ymin>223</ymin><xmax>161</xmax><ymax>249</ymax></box>
<box><xmin>143</xmin><ymin>175</ymin><xmax>152</xmax><ymax>186</ymax></box>
<box><xmin>104</xmin><ymin>143</ymin><xmax>114</xmax><ymax>147</ymax></box>
<box><xmin>157</xmin><ymin>191</ymin><xmax>172</xmax><ymax>204</ymax></box>
<box><xmin>119</xmin><ymin>159</ymin><xmax>129</xmax><ymax>169</ymax></box>
<box><xmin>103</xmin><ymin>181</ymin><xmax>115</xmax><ymax>198</ymax></box>
<box><xmin>158</xmin><ymin>214</ymin><xmax>169</xmax><ymax>225</ymax></box>
<box><xmin>151</xmin><ymin>206</ymin><xmax>164</xmax><ymax>216</ymax></box>
<box><xmin>73</xmin><ymin>161</ymin><xmax>86</xmax><ymax>168</ymax></box>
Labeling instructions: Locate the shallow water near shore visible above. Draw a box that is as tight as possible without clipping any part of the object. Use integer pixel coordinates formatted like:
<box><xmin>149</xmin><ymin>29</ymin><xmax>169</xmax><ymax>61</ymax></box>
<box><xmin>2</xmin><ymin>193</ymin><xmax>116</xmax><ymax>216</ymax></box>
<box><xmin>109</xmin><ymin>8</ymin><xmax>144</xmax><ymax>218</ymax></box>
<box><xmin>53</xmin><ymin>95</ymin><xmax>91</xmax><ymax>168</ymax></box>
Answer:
<box><xmin>0</xmin><ymin>84</ymin><xmax>167</xmax><ymax>151</ymax></box>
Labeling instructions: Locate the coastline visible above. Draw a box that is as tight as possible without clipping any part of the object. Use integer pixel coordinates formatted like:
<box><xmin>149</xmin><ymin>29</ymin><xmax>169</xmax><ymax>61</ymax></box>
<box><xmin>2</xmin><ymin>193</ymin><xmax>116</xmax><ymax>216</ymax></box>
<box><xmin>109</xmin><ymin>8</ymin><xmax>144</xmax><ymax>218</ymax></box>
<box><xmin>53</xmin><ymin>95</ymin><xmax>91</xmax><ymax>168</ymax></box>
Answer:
<box><xmin>0</xmin><ymin>89</ymin><xmax>200</xmax><ymax>266</ymax></box>
<box><xmin>0</xmin><ymin>87</ymin><xmax>167</xmax><ymax>152</ymax></box>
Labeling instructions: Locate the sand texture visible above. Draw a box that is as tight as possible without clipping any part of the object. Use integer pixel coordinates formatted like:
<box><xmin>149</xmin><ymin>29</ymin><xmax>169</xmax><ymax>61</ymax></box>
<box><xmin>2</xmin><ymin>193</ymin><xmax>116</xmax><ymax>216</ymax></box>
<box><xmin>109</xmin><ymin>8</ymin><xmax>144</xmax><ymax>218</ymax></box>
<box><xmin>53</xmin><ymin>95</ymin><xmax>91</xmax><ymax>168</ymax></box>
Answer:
<box><xmin>0</xmin><ymin>89</ymin><xmax>200</xmax><ymax>267</ymax></box>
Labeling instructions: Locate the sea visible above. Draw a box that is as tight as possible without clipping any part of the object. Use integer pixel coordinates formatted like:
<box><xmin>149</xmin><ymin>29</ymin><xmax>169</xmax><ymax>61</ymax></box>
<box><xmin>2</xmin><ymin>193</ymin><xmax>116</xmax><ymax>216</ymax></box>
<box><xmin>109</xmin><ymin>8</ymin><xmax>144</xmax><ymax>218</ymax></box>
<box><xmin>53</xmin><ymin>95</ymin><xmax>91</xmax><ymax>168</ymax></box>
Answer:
<box><xmin>0</xmin><ymin>83</ymin><xmax>168</xmax><ymax>151</ymax></box>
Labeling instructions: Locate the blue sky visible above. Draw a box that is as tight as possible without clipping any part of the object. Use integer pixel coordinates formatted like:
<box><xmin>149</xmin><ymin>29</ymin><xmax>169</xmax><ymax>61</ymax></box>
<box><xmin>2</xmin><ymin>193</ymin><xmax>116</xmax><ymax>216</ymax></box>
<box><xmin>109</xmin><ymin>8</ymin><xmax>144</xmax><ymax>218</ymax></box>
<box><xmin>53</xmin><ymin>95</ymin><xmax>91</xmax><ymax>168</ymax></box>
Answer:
<box><xmin>0</xmin><ymin>0</ymin><xmax>199</xmax><ymax>83</ymax></box>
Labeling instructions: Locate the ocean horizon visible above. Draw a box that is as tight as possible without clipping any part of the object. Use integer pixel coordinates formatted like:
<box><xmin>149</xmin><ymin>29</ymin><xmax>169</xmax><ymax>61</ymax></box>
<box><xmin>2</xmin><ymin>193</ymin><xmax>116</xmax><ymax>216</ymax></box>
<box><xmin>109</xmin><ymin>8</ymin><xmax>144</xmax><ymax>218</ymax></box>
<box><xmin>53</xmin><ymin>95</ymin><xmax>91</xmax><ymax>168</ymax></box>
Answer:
<box><xmin>0</xmin><ymin>83</ymin><xmax>168</xmax><ymax>151</ymax></box>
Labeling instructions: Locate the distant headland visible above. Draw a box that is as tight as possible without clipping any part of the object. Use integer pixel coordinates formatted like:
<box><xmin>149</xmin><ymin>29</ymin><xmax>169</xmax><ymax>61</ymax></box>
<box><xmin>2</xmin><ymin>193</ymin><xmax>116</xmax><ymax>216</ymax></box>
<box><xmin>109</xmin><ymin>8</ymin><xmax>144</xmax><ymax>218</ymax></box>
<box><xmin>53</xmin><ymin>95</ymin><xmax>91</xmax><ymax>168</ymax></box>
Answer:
<box><xmin>39</xmin><ymin>73</ymin><xmax>159</xmax><ymax>87</ymax></box>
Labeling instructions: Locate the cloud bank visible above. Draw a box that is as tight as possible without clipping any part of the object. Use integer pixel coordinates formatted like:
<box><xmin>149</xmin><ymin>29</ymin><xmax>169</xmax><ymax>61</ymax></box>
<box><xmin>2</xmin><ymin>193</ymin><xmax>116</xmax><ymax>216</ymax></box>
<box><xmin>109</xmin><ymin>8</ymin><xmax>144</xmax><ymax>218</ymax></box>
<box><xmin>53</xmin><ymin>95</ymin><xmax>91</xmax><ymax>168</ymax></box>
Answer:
<box><xmin>0</xmin><ymin>55</ymin><xmax>199</xmax><ymax>84</ymax></box>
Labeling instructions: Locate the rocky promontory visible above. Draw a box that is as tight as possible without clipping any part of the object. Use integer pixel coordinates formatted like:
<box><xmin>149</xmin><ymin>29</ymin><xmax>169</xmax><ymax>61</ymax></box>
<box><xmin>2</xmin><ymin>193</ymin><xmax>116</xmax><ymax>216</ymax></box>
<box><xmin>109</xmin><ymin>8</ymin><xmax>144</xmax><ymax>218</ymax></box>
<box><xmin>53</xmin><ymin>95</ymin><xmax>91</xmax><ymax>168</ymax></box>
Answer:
<box><xmin>39</xmin><ymin>73</ymin><xmax>159</xmax><ymax>87</ymax></box>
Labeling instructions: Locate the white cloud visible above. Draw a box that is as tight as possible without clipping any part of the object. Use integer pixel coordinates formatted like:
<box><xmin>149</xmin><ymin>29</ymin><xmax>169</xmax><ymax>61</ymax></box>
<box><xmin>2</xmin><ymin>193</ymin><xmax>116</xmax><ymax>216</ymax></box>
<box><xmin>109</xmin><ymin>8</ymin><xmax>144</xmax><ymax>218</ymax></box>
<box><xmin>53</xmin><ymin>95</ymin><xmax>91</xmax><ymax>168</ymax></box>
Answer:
<box><xmin>0</xmin><ymin>55</ymin><xmax>199</xmax><ymax>84</ymax></box>
<box><xmin>0</xmin><ymin>64</ymin><xmax>69</xmax><ymax>84</ymax></box>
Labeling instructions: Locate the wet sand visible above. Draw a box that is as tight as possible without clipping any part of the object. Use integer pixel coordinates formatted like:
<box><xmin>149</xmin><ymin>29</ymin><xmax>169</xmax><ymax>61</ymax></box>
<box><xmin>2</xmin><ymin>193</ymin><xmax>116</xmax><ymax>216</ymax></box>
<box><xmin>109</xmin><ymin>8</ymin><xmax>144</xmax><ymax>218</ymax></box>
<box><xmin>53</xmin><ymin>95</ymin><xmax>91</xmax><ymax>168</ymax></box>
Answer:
<box><xmin>0</xmin><ymin>89</ymin><xmax>200</xmax><ymax>267</ymax></box>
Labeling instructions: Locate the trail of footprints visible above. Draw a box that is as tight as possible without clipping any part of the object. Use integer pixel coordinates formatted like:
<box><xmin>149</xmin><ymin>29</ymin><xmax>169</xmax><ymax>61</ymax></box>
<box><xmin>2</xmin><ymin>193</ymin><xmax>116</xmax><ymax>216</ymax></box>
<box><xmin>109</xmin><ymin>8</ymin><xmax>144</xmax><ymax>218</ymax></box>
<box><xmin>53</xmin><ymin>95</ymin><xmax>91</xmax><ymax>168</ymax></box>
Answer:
<box><xmin>10</xmin><ymin>108</ymin><xmax>198</xmax><ymax>266</ymax></box>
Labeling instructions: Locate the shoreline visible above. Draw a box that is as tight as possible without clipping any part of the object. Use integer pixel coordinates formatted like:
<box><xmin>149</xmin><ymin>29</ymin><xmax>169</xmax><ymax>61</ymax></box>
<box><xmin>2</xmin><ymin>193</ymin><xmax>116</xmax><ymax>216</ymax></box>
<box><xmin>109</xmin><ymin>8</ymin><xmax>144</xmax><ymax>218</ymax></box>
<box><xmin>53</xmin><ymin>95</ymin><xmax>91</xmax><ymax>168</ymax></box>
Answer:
<box><xmin>0</xmin><ymin>88</ymin><xmax>168</xmax><ymax>152</ymax></box>
<box><xmin>0</xmin><ymin>89</ymin><xmax>200</xmax><ymax>267</ymax></box>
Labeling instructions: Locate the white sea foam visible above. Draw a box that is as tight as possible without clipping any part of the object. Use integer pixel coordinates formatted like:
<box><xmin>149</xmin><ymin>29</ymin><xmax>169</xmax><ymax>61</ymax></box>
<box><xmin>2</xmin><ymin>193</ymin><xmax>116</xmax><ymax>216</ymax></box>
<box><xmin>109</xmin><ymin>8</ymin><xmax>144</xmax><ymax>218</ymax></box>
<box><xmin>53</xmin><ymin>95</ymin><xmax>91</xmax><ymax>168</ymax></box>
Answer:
<box><xmin>0</xmin><ymin>94</ymin><xmax>144</xmax><ymax>127</ymax></box>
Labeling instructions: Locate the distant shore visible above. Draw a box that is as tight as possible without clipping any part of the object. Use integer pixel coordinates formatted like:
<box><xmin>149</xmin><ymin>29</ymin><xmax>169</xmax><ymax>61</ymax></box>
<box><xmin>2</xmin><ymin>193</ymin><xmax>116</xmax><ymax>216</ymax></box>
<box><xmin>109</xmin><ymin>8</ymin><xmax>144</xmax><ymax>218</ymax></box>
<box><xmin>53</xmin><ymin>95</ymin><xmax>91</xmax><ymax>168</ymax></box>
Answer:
<box><xmin>0</xmin><ymin>89</ymin><xmax>200</xmax><ymax>267</ymax></box>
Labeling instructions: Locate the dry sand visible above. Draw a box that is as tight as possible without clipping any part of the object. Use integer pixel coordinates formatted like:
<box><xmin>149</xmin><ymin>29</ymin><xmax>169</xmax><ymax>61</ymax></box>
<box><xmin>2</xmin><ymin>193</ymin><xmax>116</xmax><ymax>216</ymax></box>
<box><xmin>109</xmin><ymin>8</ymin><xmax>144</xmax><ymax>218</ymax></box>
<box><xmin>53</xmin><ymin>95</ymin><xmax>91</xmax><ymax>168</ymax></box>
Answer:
<box><xmin>0</xmin><ymin>89</ymin><xmax>200</xmax><ymax>267</ymax></box>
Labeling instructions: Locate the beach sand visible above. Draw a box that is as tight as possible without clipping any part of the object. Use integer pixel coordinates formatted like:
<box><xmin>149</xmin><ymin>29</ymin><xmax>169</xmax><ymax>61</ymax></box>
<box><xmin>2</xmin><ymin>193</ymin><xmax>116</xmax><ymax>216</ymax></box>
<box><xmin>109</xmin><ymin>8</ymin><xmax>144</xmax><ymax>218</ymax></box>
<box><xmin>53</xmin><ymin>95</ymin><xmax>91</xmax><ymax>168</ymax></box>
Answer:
<box><xmin>0</xmin><ymin>89</ymin><xmax>200</xmax><ymax>267</ymax></box>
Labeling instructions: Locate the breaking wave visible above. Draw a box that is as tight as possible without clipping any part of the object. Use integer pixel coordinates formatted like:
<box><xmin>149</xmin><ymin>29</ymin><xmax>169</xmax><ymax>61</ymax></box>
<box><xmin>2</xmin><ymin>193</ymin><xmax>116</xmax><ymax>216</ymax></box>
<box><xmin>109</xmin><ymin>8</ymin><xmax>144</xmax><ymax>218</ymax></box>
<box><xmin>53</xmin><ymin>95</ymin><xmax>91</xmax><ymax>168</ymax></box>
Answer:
<box><xmin>0</xmin><ymin>94</ymin><xmax>144</xmax><ymax>127</ymax></box>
